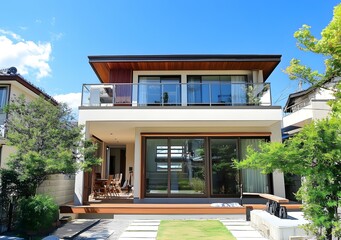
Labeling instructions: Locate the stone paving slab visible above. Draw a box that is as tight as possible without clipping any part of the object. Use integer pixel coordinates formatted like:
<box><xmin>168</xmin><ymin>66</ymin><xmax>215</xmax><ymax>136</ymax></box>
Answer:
<box><xmin>130</xmin><ymin>222</ymin><xmax>160</xmax><ymax>226</ymax></box>
<box><xmin>221</xmin><ymin>221</ymin><xmax>251</xmax><ymax>226</ymax></box>
<box><xmin>131</xmin><ymin>220</ymin><xmax>160</xmax><ymax>222</ymax></box>
<box><xmin>126</xmin><ymin>226</ymin><xmax>159</xmax><ymax>231</ymax></box>
<box><xmin>119</xmin><ymin>231</ymin><xmax>158</xmax><ymax>238</ymax></box>
<box><xmin>236</xmin><ymin>238</ymin><xmax>268</xmax><ymax>240</ymax></box>
<box><xmin>74</xmin><ymin>219</ymin><xmax>115</xmax><ymax>240</ymax></box>
<box><xmin>220</xmin><ymin>219</ymin><xmax>246</xmax><ymax>222</ymax></box>
<box><xmin>74</xmin><ymin>229</ymin><xmax>114</xmax><ymax>240</ymax></box>
<box><xmin>230</xmin><ymin>230</ymin><xmax>264</xmax><ymax>238</ymax></box>
<box><xmin>53</xmin><ymin>219</ymin><xmax>100</xmax><ymax>239</ymax></box>
<box><xmin>226</xmin><ymin>225</ymin><xmax>255</xmax><ymax>231</ymax></box>
<box><xmin>117</xmin><ymin>238</ymin><xmax>156</xmax><ymax>240</ymax></box>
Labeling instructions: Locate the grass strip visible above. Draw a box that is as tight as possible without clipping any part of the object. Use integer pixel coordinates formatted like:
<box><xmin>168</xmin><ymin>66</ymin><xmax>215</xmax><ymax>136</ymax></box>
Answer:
<box><xmin>157</xmin><ymin>220</ymin><xmax>236</xmax><ymax>240</ymax></box>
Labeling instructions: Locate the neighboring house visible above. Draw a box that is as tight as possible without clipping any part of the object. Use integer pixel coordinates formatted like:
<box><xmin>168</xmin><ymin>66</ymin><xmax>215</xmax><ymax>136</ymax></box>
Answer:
<box><xmin>282</xmin><ymin>77</ymin><xmax>339</xmax><ymax>139</ymax></box>
<box><xmin>282</xmin><ymin>77</ymin><xmax>339</xmax><ymax>200</ymax></box>
<box><xmin>76</xmin><ymin>54</ymin><xmax>285</xmax><ymax>205</ymax></box>
<box><xmin>0</xmin><ymin>68</ymin><xmax>74</xmax><ymax>205</ymax></box>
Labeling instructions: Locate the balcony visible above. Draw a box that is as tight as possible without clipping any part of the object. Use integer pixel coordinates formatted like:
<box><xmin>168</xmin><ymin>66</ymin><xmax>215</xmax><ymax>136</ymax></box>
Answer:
<box><xmin>81</xmin><ymin>82</ymin><xmax>272</xmax><ymax>107</ymax></box>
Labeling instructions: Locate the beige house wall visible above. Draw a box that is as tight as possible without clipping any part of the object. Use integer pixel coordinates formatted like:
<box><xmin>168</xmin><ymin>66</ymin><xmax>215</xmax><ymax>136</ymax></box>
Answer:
<box><xmin>0</xmin><ymin>145</ymin><xmax>16</xmax><ymax>169</ymax></box>
<box><xmin>36</xmin><ymin>174</ymin><xmax>75</xmax><ymax>205</ymax></box>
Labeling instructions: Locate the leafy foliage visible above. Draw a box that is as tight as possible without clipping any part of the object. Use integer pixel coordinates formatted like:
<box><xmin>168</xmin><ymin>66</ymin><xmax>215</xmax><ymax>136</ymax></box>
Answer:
<box><xmin>2</xmin><ymin>95</ymin><xmax>102</xmax><ymax>197</ymax></box>
<box><xmin>236</xmin><ymin>4</ymin><xmax>341</xmax><ymax>239</ymax></box>
<box><xmin>17</xmin><ymin>195</ymin><xmax>58</xmax><ymax>233</ymax></box>
<box><xmin>235</xmin><ymin>104</ymin><xmax>341</xmax><ymax>239</ymax></box>
<box><xmin>284</xmin><ymin>4</ymin><xmax>341</xmax><ymax>85</ymax></box>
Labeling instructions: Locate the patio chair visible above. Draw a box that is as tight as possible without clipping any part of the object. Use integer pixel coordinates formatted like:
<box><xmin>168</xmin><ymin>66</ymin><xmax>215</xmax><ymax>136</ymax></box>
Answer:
<box><xmin>104</xmin><ymin>175</ymin><xmax>116</xmax><ymax>197</ymax></box>
<box><xmin>114</xmin><ymin>173</ymin><xmax>123</xmax><ymax>194</ymax></box>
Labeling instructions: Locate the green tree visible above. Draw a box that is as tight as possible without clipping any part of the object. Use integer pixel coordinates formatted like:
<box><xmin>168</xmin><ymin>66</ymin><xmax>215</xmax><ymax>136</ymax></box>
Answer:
<box><xmin>236</xmin><ymin>4</ymin><xmax>341</xmax><ymax>240</ymax></box>
<box><xmin>2</xmin><ymin>95</ymin><xmax>102</xmax><ymax>197</ymax></box>
<box><xmin>285</xmin><ymin>4</ymin><xmax>341</xmax><ymax>85</ymax></box>
<box><xmin>0</xmin><ymin>94</ymin><xmax>102</xmax><ymax>231</ymax></box>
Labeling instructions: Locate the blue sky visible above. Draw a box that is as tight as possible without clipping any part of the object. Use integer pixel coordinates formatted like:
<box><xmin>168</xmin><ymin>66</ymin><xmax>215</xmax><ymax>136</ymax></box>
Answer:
<box><xmin>0</xmin><ymin>0</ymin><xmax>339</xmax><ymax>112</ymax></box>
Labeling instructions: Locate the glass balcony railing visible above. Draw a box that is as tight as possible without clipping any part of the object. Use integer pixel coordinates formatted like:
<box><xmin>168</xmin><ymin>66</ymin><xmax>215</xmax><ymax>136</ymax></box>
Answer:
<box><xmin>81</xmin><ymin>82</ymin><xmax>271</xmax><ymax>107</ymax></box>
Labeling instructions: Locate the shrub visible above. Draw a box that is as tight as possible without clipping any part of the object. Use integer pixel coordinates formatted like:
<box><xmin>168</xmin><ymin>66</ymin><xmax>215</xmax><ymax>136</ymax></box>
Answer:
<box><xmin>17</xmin><ymin>194</ymin><xmax>58</xmax><ymax>234</ymax></box>
<box><xmin>191</xmin><ymin>177</ymin><xmax>205</xmax><ymax>193</ymax></box>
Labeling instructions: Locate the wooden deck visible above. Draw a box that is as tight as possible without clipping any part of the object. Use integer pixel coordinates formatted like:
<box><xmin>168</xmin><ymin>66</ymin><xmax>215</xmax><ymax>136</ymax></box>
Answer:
<box><xmin>60</xmin><ymin>203</ymin><xmax>302</xmax><ymax>215</ymax></box>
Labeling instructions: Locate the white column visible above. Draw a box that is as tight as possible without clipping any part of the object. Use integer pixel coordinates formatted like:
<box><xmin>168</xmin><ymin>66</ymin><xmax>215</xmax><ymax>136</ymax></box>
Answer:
<box><xmin>74</xmin><ymin>119</ymin><xmax>89</xmax><ymax>205</ymax></box>
<box><xmin>133</xmin><ymin>129</ymin><xmax>142</xmax><ymax>199</ymax></box>
<box><xmin>270</xmin><ymin>121</ymin><xmax>286</xmax><ymax>197</ymax></box>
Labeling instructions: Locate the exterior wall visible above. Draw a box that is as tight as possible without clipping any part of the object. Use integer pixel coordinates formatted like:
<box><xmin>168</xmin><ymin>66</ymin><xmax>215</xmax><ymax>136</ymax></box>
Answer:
<box><xmin>0</xmin><ymin>145</ymin><xmax>16</xmax><ymax>169</ymax></box>
<box><xmin>36</xmin><ymin>174</ymin><xmax>75</xmax><ymax>205</ymax></box>
<box><xmin>9</xmin><ymin>83</ymin><xmax>38</xmax><ymax>102</ymax></box>
<box><xmin>109</xmin><ymin>69</ymin><xmax>132</xmax><ymax>83</ymax></box>
<box><xmin>78</xmin><ymin>107</ymin><xmax>281</xmax><ymax>123</ymax></box>
<box><xmin>311</xmin><ymin>100</ymin><xmax>332</xmax><ymax>120</ymax></box>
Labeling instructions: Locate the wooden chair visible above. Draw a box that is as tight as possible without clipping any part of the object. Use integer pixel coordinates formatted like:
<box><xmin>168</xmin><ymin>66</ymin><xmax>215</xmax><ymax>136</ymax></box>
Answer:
<box><xmin>114</xmin><ymin>173</ymin><xmax>123</xmax><ymax>194</ymax></box>
<box><xmin>93</xmin><ymin>179</ymin><xmax>106</xmax><ymax>197</ymax></box>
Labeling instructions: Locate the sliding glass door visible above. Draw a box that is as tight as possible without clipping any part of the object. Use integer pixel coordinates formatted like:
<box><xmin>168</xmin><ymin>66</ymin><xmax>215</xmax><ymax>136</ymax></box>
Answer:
<box><xmin>138</xmin><ymin>76</ymin><xmax>181</xmax><ymax>106</ymax></box>
<box><xmin>210</xmin><ymin>138</ymin><xmax>239</xmax><ymax>196</ymax></box>
<box><xmin>144</xmin><ymin>136</ymin><xmax>270</xmax><ymax>197</ymax></box>
<box><xmin>145</xmin><ymin>138</ymin><xmax>206</xmax><ymax>196</ymax></box>
<box><xmin>187</xmin><ymin>75</ymin><xmax>247</xmax><ymax>105</ymax></box>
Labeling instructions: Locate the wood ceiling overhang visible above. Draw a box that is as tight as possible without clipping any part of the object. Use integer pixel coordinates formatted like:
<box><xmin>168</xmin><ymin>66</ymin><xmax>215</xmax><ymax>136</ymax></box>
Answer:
<box><xmin>88</xmin><ymin>54</ymin><xmax>281</xmax><ymax>83</ymax></box>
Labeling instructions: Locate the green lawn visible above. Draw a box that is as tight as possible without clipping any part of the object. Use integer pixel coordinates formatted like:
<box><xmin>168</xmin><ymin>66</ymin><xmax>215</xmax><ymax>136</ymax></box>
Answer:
<box><xmin>157</xmin><ymin>220</ymin><xmax>237</xmax><ymax>240</ymax></box>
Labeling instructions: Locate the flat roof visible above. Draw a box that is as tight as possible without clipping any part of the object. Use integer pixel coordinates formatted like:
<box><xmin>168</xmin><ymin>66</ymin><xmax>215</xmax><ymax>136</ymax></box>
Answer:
<box><xmin>88</xmin><ymin>54</ymin><xmax>281</xmax><ymax>83</ymax></box>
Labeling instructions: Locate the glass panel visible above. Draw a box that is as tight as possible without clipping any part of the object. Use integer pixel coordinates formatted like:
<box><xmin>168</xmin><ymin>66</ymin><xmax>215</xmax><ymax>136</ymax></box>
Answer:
<box><xmin>187</xmin><ymin>76</ymin><xmax>202</xmax><ymax>104</ymax></box>
<box><xmin>202</xmin><ymin>76</ymin><xmax>219</xmax><ymax>104</ymax></box>
<box><xmin>218</xmin><ymin>76</ymin><xmax>231</xmax><ymax>104</ymax></box>
<box><xmin>138</xmin><ymin>77</ymin><xmax>161</xmax><ymax>105</ymax></box>
<box><xmin>169</xmin><ymin>138</ymin><xmax>206</xmax><ymax>195</ymax></box>
<box><xmin>146</xmin><ymin>138</ymin><xmax>168</xmax><ymax>194</ymax></box>
<box><xmin>161</xmin><ymin>77</ymin><xmax>180</xmax><ymax>105</ymax></box>
<box><xmin>231</xmin><ymin>76</ymin><xmax>247</xmax><ymax>105</ymax></box>
<box><xmin>0</xmin><ymin>87</ymin><xmax>8</xmax><ymax>126</ymax></box>
<box><xmin>114</xmin><ymin>84</ymin><xmax>132</xmax><ymax>104</ymax></box>
<box><xmin>240</xmin><ymin>138</ymin><xmax>269</xmax><ymax>193</ymax></box>
<box><xmin>211</xmin><ymin>138</ymin><xmax>239</xmax><ymax>195</ymax></box>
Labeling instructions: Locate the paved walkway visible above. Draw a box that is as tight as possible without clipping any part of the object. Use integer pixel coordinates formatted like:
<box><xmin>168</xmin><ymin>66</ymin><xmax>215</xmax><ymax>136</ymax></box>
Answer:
<box><xmin>220</xmin><ymin>219</ymin><xmax>268</xmax><ymax>240</ymax></box>
<box><xmin>113</xmin><ymin>218</ymin><xmax>268</xmax><ymax>240</ymax></box>
<box><xmin>32</xmin><ymin>216</ymin><xmax>268</xmax><ymax>240</ymax></box>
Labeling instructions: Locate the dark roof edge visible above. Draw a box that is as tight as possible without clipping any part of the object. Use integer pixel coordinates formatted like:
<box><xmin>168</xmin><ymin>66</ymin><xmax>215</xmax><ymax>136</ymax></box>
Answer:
<box><xmin>0</xmin><ymin>74</ymin><xmax>59</xmax><ymax>106</ymax></box>
<box><xmin>88</xmin><ymin>54</ymin><xmax>282</xmax><ymax>63</ymax></box>
<box><xmin>283</xmin><ymin>77</ymin><xmax>338</xmax><ymax>112</ymax></box>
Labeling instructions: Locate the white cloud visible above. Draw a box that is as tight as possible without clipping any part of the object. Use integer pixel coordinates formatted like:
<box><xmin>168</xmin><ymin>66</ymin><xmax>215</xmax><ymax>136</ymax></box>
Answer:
<box><xmin>0</xmin><ymin>29</ymin><xmax>52</xmax><ymax>80</ymax></box>
<box><xmin>54</xmin><ymin>92</ymin><xmax>82</xmax><ymax>116</ymax></box>
<box><xmin>0</xmin><ymin>29</ymin><xmax>23</xmax><ymax>41</ymax></box>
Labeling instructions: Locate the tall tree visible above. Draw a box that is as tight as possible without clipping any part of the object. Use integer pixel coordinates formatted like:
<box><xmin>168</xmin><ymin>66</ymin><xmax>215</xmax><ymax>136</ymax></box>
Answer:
<box><xmin>236</xmin><ymin>4</ymin><xmax>341</xmax><ymax>240</ymax></box>
<box><xmin>1</xmin><ymin>95</ymin><xmax>102</xmax><ymax>197</ymax></box>
<box><xmin>285</xmin><ymin>4</ymin><xmax>341</xmax><ymax>85</ymax></box>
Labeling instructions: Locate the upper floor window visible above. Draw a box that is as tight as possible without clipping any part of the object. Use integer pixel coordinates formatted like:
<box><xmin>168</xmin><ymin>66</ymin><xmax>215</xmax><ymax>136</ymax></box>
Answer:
<box><xmin>0</xmin><ymin>86</ymin><xmax>9</xmax><ymax>137</ymax></box>
<box><xmin>138</xmin><ymin>76</ymin><xmax>181</xmax><ymax>106</ymax></box>
<box><xmin>187</xmin><ymin>75</ymin><xmax>247</xmax><ymax>105</ymax></box>
<box><xmin>0</xmin><ymin>86</ymin><xmax>8</xmax><ymax>112</ymax></box>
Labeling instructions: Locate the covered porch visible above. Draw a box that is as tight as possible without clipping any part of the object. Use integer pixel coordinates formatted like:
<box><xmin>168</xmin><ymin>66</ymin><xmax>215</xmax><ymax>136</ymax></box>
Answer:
<box><xmin>76</xmin><ymin>106</ymin><xmax>284</xmax><ymax>205</ymax></box>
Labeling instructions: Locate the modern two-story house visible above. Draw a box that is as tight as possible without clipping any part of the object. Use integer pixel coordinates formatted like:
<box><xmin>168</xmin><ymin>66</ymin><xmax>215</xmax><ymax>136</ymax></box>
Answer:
<box><xmin>75</xmin><ymin>54</ymin><xmax>285</xmax><ymax>205</ymax></box>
